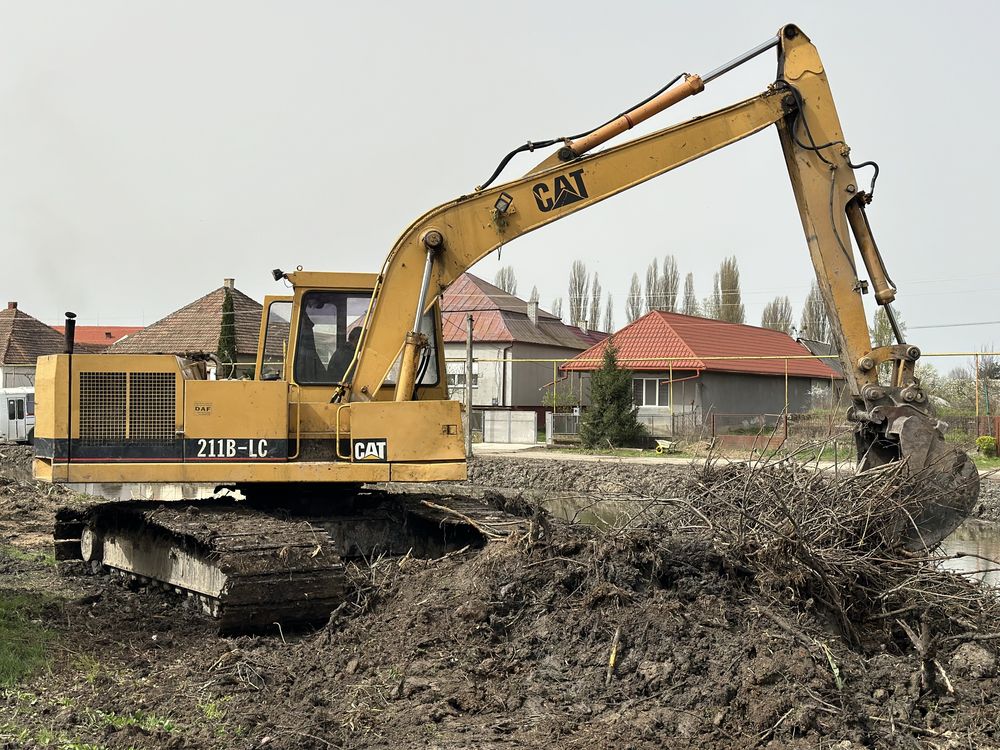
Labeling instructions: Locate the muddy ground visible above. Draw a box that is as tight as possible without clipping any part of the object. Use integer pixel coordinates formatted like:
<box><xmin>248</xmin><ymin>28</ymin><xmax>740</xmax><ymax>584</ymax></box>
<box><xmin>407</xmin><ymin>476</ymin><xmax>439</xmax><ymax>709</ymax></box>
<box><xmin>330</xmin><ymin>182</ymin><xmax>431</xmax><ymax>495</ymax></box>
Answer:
<box><xmin>1</xmin><ymin>448</ymin><xmax>999</xmax><ymax>749</ymax></box>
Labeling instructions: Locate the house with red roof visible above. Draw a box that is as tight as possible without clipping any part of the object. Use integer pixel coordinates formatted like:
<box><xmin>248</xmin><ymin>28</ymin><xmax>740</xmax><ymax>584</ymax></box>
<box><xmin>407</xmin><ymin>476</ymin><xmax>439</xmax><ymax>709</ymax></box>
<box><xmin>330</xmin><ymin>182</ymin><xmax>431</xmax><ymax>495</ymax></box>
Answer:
<box><xmin>52</xmin><ymin>325</ymin><xmax>143</xmax><ymax>351</ymax></box>
<box><xmin>562</xmin><ymin>310</ymin><xmax>843</xmax><ymax>433</ymax></box>
<box><xmin>441</xmin><ymin>273</ymin><xmax>605</xmax><ymax>410</ymax></box>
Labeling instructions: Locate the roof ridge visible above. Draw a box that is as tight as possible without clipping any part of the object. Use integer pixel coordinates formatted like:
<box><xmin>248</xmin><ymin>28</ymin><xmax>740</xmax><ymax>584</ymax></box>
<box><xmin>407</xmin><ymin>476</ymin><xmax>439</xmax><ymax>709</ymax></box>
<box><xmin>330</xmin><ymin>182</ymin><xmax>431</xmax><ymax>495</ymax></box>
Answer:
<box><xmin>655</xmin><ymin>315</ymin><xmax>705</xmax><ymax>369</ymax></box>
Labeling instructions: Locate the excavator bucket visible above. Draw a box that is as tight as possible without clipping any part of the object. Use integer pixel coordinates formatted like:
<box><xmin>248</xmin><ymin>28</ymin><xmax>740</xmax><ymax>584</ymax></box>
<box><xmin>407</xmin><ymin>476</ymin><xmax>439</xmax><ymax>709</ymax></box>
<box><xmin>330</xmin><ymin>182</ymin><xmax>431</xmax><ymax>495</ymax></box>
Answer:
<box><xmin>858</xmin><ymin>413</ymin><xmax>980</xmax><ymax>551</ymax></box>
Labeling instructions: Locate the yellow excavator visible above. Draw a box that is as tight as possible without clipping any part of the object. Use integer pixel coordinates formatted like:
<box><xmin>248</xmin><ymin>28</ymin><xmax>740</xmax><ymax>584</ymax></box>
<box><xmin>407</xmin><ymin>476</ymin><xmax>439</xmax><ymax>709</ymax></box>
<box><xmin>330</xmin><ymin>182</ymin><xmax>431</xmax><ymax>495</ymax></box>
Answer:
<box><xmin>33</xmin><ymin>24</ymin><xmax>979</xmax><ymax>630</ymax></box>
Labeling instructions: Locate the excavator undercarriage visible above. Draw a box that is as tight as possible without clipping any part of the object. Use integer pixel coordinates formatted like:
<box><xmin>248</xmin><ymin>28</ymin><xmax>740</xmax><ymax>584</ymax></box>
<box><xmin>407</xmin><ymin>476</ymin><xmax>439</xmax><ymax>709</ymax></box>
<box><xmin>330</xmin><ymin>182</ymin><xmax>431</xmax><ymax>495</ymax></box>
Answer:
<box><xmin>54</xmin><ymin>488</ymin><xmax>517</xmax><ymax>632</ymax></box>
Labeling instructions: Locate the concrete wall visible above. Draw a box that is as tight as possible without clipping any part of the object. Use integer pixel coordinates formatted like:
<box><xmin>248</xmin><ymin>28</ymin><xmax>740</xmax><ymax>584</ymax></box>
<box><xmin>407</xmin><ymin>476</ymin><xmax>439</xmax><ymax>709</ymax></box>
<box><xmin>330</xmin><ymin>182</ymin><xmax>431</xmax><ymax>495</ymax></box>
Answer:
<box><xmin>698</xmin><ymin>371</ymin><xmax>820</xmax><ymax>417</ymax></box>
<box><xmin>443</xmin><ymin>342</ymin><xmax>587</xmax><ymax>408</ymax></box>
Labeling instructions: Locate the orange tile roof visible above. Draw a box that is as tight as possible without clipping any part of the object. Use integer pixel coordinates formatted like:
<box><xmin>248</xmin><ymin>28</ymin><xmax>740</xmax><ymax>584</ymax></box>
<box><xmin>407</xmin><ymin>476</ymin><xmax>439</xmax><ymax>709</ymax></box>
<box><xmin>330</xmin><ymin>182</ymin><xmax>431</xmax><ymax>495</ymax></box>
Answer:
<box><xmin>562</xmin><ymin>310</ymin><xmax>841</xmax><ymax>378</ymax></box>
<box><xmin>52</xmin><ymin>325</ymin><xmax>143</xmax><ymax>349</ymax></box>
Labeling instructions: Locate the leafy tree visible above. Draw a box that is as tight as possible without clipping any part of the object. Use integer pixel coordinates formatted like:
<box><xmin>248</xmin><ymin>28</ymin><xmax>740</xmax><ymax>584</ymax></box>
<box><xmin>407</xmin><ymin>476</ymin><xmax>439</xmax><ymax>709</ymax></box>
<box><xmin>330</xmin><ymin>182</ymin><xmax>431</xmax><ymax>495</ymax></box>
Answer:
<box><xmin>682</xmin><ymin>273</ymin><xmax>698</xmax><ymax>316</ymax></box>
<box><xmin>626</xmin><ymin>273</ymin><xmax>644</xmax><ymax>323</ymax></box>
<box><xmin>799</xmin><ymin>280</ymin><xmax>830</xmax><ymax>342</ymax></box>
<box><xmin>761</xmin><ymin>296</ymin><xmax>793</xmax><ymax>334</ymax></box>
<box><xmin>493</xmin><ymin>266</ymin><xmax>517</xmax><ymax>294</ymax></box>
<box><xmin>870</xmin><ymin>304</ymin><xmax>905</xmax><ymax>348</ymax></box>
<box><xmin>603</xmin><ymin>294</ymin><xmax>614</xmax><ymax>333</ymax></box>
<box><xmin>717</xmin><ymin>256</ymin><xmax>745</xmax><ymax>324</ymax></box>
<box><xmin>216</xmin><ymin>286</ymin><xmax>237</xmax><ymax>377</ymax></box>
<box><xmin>580</xmin><ymin>343</ymin><xmax>646</xmax><ymax>448</ymax></box>
<box><xmin>568</xmin><ymin>260</ymin><xmax>588</xmax><ymax>325</ymax></box>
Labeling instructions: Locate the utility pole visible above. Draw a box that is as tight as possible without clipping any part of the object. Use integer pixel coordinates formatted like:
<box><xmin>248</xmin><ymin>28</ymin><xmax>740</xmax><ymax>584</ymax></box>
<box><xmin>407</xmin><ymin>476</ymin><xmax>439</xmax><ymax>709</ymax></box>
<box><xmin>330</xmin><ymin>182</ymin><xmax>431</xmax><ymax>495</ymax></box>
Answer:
<box><xmin>465</xmin><ymin>314</ymin><xmax>474</xmax><ymax>458</ymax></box>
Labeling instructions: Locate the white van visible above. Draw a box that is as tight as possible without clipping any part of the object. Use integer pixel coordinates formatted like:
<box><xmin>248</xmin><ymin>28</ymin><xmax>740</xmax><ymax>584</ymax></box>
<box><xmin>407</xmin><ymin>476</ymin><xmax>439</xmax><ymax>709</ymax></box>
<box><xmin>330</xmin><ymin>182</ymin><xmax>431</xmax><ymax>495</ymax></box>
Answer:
<box><xmin>1</xmin><ymin>387</ymin><xmax>34</xmax><ymax>443</ymax></box>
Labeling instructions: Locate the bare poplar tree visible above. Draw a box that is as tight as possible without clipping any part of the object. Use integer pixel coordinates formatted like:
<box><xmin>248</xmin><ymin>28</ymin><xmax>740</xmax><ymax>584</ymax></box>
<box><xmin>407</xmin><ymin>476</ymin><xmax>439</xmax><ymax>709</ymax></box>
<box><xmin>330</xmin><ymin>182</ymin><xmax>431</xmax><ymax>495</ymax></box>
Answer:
<box><xmin>703</xmin><ymin>272</ymin><xmax>722</xmax><ymax>319</ymax></box>
<box><xmin>799</xmin><ymin>280</ymin><xmax>830</xmax><ymax>342</ymax></box>
<box><xmin>717</xmin><ymin>256</ymin><xmax>745</xmax><ymax>324</ymax></box>
<box><xmin>494</xmin><ymin>266</ymin><xmax>517</xmax><ymax>295</ymax></box>
<box><xmin>662</xmin><ymin>255</ymin><xmax>680</xmax><ymax>312</ymax></box>
<box><xmin>626</xmin><ymin>273</ymin><xmax>644</xmax><ymax>323</ymax></box>
<box><xmin>682</xmin><ymin>272</ymin><xmax>698</xmax><ymax>316</ymax></box>
<box><xmin>588</xmin><ymin>274</ymin><xmax>602</xmax><ymax>331</ymax></box>
<box><xmin>551</xmin><ymin>297</ymin><xmax>563</xmax><ymax>319</ymax></box>
<box><xmin>644</xmin><ymin>258</ymin><xmax>659</xmax><ymax>312</ymax></box>
<box><xmin>760</xmin><ymin>296</ymin><xmax>793</xmax><ymax>333</ymax></box>
<box><xmin>568</xmin><ymin>260</ymin><xmax>588</xmax><ymax>325</ymax></box>
<box><xmin>603</xmin><ymin>294</ymin><xmax>614</xmax><ymax>333</ymax></box>
<box><xmin>529</xmin><ymin>285</ymin><xmax>539</xmax><ymax>304</ymax></box>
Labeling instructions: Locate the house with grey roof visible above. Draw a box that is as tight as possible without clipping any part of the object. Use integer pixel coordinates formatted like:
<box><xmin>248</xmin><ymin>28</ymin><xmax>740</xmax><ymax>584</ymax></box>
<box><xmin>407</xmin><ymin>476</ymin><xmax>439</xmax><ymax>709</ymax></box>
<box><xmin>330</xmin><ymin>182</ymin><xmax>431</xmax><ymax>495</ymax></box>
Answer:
<box><xmin>0</xmin><ymin>301</ymin><xmax>68</xmax><ymax>388</ymax></box>
<box><xmin>440</xmin><ymin>273</ymin><xmax>605</xmax><ymax>411</ymax></box>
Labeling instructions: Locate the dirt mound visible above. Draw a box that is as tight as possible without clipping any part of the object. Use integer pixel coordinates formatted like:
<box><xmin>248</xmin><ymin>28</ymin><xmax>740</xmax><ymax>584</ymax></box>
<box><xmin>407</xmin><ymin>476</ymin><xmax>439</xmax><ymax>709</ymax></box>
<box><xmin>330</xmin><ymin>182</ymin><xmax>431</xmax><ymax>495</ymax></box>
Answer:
<box><xmin>182</xmin><ymin>460</ymin><xmax>997</xmax><ymax>749</ymax></box>
<box><xmin>2</xmin><ymin>452</ymin><xmax>999</xmax><ymax>748</ymax></box>
<box><xmin>469</xmin><ymin>455</ymin><xmax>691</xmax><ymax>496</ymax></box>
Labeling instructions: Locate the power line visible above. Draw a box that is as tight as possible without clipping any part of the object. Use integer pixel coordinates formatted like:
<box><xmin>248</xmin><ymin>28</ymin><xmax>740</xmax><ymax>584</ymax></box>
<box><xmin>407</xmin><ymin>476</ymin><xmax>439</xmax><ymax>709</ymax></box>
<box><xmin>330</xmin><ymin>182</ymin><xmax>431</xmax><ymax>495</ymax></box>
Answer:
<box><xmin>910</xmin><ymin>320</ymin><xmax>1000</xmax><ymax>331</ymax></box>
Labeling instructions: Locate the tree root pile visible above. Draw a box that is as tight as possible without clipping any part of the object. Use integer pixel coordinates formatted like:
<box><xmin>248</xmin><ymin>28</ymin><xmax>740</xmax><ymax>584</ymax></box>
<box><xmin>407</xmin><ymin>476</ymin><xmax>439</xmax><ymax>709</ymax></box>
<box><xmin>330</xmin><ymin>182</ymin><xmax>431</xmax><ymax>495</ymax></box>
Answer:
<box><xmin>206</xmin><ymin>459</ymin><xmax>999</xmax><ymax>749</ymax></box>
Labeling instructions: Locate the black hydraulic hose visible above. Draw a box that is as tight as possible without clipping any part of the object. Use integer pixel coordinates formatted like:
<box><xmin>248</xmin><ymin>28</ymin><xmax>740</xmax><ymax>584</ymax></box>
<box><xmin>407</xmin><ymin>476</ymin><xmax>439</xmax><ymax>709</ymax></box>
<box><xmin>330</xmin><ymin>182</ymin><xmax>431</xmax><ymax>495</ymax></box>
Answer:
<box><xmin>477</xmin><ymin>73</ymin><xmax>685</xmax><ymax>190</ymax></box>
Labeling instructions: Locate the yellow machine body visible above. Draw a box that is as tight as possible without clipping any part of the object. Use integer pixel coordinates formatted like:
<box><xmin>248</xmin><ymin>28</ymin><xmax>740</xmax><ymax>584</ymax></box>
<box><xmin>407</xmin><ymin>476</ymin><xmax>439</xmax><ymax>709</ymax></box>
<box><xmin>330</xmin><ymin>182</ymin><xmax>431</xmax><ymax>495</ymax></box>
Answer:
<box><xmin>33</xmin><ymin>271</ymin><xmax>466</xmax><ymax>486</ymax></box>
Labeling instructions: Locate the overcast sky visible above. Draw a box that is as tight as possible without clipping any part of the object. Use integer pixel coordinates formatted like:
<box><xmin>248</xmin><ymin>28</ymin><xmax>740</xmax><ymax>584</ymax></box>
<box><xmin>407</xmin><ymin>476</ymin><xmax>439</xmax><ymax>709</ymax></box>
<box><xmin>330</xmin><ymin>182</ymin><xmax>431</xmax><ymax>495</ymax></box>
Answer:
<box><xmin>2</xmin><ymin>1</ymin><xmax>997</xmax><ymax>373</ymax></box>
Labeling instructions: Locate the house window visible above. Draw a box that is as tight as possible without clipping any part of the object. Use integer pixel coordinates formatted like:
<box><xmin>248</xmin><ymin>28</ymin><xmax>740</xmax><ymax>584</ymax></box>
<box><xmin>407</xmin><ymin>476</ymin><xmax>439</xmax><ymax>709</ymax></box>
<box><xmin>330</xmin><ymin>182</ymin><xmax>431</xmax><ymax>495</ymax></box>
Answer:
<box><xmin>446</xmin><ymin>362</ymin><xmax>479</xmax><ymax>389</ymax></box>
<box><xmin>632</xmin><ymin>377</ymin><xmax>671</xmax><ymax>407</ymax></box>
<box><xmin>447</xmin><ymin>373</ymin><xmax>479</xmax><ymax>388</ymax></box>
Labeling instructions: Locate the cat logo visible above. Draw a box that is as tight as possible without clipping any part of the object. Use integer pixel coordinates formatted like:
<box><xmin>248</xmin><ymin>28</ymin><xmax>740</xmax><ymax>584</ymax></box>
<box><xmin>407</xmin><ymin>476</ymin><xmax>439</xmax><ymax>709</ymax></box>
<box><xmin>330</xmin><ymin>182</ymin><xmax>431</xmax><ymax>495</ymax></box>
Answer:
<box><xmin>532</xmin><ymin>168</ymin><xmax>589</xmax><ymax>212</ymax></box>
<box><xmin>352</xmin><ymin>438</ymin><xmax>388</xmax><ymax>462</ymax></box>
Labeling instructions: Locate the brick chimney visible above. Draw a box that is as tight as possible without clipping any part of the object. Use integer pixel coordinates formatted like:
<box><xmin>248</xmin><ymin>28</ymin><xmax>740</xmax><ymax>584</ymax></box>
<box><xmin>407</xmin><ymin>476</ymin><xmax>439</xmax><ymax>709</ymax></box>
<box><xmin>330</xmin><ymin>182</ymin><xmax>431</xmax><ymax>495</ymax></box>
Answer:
<box><xmin>527</xmin><ymin>300</ymin><xmax>539</xmax><ymax>327</ymax></box>
<box><xmin>6</xmin><ymin>301</ymin><xmax>16</xmax><ymax>310</ymax></box>
<box><xmin>223</xmin><ymin>278</ymin><xmax>235</xmax><ymax>289</ymax></box>
<box><xmin>577</xmin><ymin>319</ymin><xmax>588</xmax><ymax>334</ymax></box>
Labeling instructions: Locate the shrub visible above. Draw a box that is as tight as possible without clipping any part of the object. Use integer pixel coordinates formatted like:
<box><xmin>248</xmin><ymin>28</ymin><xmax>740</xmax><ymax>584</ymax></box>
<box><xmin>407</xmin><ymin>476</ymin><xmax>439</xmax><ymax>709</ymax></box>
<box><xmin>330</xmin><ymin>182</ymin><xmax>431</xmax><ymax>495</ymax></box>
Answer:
<box><xmin>976</xmin><ymin>435</ymin><xmax>998</xmax><ymax>458</ymax></box>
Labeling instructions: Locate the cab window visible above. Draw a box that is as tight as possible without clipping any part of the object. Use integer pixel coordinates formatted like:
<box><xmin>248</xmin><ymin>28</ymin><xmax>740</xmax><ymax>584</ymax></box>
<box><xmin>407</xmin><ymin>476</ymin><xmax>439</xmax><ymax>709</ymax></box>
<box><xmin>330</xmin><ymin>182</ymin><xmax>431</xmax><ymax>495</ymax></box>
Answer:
<box><xmin>261</xmin><ymin>301</ymin><xmax>292</xmax><ymax>380</ymax></box>
<box><xmin>294</xmin><ymin>291</ymin><xmax>371</xmax><ymax>385</ymax></box>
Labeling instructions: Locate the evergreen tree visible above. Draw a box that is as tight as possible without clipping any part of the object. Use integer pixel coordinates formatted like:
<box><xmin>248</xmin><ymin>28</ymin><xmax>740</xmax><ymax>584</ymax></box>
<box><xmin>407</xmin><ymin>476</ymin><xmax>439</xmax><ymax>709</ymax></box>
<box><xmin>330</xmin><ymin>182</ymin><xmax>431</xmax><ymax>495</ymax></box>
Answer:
<box><xmin>580</xmin><ymin>343</ymin><xmax>646</xmax><ymax>448</ymax></box>
<box><xmin>216</xmin><ymin>286</ymin><xmax>237</xmax><ymax>378</ymax></box>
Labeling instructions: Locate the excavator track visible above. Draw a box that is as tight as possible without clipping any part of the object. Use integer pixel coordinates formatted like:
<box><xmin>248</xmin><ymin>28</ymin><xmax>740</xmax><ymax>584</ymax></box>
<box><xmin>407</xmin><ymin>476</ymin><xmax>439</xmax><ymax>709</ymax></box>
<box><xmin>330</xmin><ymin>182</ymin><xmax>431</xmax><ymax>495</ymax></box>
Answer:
<box><xmin>55</xmin><ymin>499</ymin><xmax>348</xmax><ymax>632</ymax></box>
<box><xmin>54</xmin><ymin>489</ymin><xmax>525</xmax><ymax>632</ymax></box>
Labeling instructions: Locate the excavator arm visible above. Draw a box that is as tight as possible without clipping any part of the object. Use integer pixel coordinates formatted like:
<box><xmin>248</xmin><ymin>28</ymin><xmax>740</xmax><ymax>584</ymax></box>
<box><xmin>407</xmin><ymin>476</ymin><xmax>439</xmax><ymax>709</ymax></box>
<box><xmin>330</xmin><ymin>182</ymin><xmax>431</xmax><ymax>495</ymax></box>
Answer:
<box><xmin>348</xmin><ymin>23</ymin><xmax>977</xmax><ymax>547</ymax></box>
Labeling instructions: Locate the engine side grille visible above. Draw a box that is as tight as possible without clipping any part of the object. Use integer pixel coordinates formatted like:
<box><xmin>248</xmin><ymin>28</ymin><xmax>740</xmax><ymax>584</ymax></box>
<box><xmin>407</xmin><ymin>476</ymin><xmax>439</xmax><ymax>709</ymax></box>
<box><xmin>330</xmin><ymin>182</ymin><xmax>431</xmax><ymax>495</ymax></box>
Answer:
<box><xmin>129</xmin><ymin>372</ymin><xmax>176</xmax><ymax>442</ymax></box>
<box><xmin>79</xmin><ymin>372</ymin><xmax>127</xmax><ymax>444</ymax></box>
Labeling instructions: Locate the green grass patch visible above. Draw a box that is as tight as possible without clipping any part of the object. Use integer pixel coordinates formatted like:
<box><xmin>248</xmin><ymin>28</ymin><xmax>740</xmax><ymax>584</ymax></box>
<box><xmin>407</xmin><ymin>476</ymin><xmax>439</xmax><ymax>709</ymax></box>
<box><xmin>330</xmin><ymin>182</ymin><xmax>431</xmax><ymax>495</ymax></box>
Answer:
<box><xmin>1</xmin><ymin>544</ymin><xmax>56</xmax><ymax>567</ymax></box>
<box><xmin>972</xmin><ymin>454</ymin><xmax>1000</xmax><ymax>470</ymax></box>
<box><xmin>0</xmin><ymin>591</ymin><xmax>56</xmax><ymax>686</ymax></box>
<box><xmin>82</xmin><ymin>708</ymin><xmax>176</xmax><ymax>733</ymax></box>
